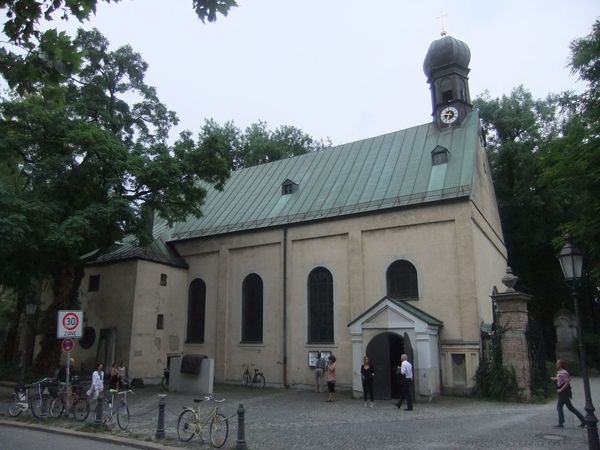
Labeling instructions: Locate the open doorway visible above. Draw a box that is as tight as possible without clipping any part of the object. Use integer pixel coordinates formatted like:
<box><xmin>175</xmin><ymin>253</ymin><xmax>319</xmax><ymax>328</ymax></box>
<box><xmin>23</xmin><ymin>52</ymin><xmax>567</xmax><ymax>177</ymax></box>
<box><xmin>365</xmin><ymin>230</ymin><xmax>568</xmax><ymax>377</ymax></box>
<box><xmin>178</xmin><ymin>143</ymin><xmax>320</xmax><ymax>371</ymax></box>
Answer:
<box><xmin>366</xmin><ymin>332</ymin><xmax>409</xmax><ymax>399</ymax></box>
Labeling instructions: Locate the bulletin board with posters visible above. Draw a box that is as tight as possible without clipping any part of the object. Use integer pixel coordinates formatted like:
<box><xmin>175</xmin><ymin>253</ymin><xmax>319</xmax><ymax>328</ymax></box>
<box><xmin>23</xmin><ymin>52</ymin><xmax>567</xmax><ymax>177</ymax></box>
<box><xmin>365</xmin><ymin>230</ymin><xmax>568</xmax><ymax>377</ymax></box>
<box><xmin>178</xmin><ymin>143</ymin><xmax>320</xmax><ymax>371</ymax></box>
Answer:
<box><xmin>308</xmin><ymin>351</ymin><xmax>332</xmax><ymax>368</ymax></box>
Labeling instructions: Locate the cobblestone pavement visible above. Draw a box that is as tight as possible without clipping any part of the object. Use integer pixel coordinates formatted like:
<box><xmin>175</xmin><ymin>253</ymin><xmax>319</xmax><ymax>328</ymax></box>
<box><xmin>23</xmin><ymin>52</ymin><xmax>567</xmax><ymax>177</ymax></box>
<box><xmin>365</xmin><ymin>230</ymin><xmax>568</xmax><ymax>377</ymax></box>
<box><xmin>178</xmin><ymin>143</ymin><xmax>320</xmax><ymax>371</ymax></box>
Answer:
<box><xmin>1</xmin><ymin>377</ymin><xmax>598</xmax><ymax>449</ymax></box>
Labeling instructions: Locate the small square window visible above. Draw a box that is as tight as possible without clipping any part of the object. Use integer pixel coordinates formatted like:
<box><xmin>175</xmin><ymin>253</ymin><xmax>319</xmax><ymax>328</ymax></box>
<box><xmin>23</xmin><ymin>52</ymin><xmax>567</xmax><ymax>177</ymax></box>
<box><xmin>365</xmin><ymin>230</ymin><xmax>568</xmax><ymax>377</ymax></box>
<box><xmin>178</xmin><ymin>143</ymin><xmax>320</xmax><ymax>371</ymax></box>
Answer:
<box><xmin>432</xmin><ymin>151</ymin><xmax>448</xmax><ymax>165</ymax></box>
<box><xmin>88</xmin><ymin>275</ymin><xmax>100</xmax><ymax>292</ymax></box>
<box><xmin>160</xmin><ymin>273</ymin><xmax>167</xmax><ymax>286</ymax></box>
<box><xmin>156</xmin><ymin>314</ymin><xmax>164</xmax><ymax>330</ymax></box>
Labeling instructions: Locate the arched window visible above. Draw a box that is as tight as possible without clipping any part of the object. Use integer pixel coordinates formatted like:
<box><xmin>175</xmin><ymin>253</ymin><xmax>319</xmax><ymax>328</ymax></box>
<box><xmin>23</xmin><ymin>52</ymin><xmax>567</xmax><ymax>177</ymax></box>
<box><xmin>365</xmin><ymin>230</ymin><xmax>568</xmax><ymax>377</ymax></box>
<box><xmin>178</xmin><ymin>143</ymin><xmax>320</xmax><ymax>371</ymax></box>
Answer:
<box><xmin>242</xmin><ymin>273</ymin><xmax>263</xmax><ymax>343</ymax></box>
<box><xmin>308</xmin><ymin>267</ymin><xmax>334</xmax><ymax>343</ymax></box>
<box><xmin>386</xmin><ymin>260</ymin><xmax>419</xmax><ymax>299</ymax></box>
<box><xmin>187</xmin><ymin>278</ymin><xmax>206</xmax><ymax>343</ymax></box>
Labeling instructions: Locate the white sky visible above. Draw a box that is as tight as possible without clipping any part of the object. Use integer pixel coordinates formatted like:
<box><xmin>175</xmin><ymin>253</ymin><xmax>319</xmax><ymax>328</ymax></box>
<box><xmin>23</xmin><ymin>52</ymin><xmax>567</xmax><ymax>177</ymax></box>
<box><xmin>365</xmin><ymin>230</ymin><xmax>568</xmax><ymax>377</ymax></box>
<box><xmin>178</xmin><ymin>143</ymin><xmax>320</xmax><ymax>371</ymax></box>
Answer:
<box><xmin>58</xmin><ymin>1</ymin><xmax>600</xmax><ymax>145</ymax></box>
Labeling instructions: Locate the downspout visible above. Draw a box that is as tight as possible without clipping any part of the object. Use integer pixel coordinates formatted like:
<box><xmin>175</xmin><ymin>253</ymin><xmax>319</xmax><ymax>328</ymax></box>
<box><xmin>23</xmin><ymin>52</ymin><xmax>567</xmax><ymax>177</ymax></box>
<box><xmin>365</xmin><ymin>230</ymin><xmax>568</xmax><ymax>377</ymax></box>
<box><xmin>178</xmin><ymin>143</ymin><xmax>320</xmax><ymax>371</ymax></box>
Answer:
<box><xmin>283</xmin><ymin>225</ymin><xmax>289</xmax><ymax>388</ymax></box>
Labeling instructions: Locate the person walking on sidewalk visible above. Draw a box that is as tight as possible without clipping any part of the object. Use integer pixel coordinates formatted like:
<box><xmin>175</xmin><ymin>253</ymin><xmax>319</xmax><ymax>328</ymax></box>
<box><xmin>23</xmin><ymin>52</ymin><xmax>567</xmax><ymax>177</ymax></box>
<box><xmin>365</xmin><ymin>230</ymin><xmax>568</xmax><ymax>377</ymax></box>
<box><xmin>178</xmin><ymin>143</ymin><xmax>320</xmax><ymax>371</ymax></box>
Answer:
<box><xmin>395</xmin><ymin>354</ymin><xmax>413</xmax><ymax>411</ymax></box>
<box><xmin>550</xmin><ymin>359</ymin><xmax>586</xmax><ymax>428</ymax></box>
<box><xmin>361</xmin><ymin>356</ymin><xmax>375</xmax><ymax>408</ymax></box>
<box><xmin>314</xmin><ymin>352</ymin><xmax>326</xmax><ymax>393</ymax></box>
<box><xmin>87</xmin><ymin>362</ymin><xmax>104</xmax><ymax>401</ymax></box>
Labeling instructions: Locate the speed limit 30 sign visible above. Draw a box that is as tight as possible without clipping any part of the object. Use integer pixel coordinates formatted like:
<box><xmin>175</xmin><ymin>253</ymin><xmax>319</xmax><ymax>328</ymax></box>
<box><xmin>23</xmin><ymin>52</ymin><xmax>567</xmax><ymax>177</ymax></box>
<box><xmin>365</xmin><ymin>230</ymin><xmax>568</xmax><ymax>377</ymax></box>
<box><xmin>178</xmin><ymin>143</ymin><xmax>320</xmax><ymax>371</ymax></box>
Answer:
<box><xmin>57</xmin><ymin>310</ymin><xmax>83</xmax><ymax>338</ymax></box>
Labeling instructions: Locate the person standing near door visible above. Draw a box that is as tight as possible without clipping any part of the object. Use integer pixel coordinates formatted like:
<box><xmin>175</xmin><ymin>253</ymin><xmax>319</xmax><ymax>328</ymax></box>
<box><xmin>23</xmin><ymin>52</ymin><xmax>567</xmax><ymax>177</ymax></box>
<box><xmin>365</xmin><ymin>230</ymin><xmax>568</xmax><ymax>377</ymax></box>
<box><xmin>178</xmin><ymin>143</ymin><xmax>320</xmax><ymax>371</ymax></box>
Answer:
<box><xmin>361</xmin><ymin>356</ymin><xmax>375</xmax><ymax>408</ymax></box>
<box><xmin>395</xmin><ymin>354</ymin><xmax>413</xmax><ymax>411</ymax></box>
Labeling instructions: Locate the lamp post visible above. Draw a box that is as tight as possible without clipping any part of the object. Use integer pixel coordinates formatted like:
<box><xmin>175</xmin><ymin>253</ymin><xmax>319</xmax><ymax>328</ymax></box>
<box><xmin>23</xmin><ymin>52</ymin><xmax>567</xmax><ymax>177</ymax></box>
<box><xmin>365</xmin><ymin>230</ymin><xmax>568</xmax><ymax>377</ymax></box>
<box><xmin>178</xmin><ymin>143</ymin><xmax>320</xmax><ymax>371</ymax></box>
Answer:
<box><xmin>17</xmin><ymin>297</ymin><xmax>37</xmax><ymax>386</ymax></box>
<box><xmin>558</xmin><ymin>234</ymin><xmax>599</xmax><ymax>450</ymax></box>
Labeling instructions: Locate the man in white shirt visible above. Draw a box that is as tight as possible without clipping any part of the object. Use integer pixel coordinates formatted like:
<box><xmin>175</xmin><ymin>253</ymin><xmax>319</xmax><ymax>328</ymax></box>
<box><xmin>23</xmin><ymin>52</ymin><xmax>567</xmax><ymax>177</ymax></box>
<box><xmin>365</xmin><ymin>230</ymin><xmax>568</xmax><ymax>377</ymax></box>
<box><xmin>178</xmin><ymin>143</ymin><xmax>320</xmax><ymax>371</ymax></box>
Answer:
<box><xmin>395</xmin><ymin>354</ymin><xmax>413</xmax><ymax>411</ymax></box>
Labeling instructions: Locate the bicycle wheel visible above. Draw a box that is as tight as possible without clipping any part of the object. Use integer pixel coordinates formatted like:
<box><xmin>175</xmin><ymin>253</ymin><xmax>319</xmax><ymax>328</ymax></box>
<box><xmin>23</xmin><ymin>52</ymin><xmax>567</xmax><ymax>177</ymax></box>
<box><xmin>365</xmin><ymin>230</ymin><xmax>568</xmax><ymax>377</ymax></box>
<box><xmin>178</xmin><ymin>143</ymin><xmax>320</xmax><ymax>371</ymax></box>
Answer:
<box><xmin>29</xmin><ymin>392</ymin><xmax>44</xmax><ymax>418</ymax></box>
<box><xmin>49</xmin><ymin>397</ymin><xmax>65</xmax><ymax>418</ymax></box>
<box><xmin>209</xmin><ymin>412</ymin><xmax>229</xmax><ymax>448</ymax></box>
<box><xmin>8</xmin><ymin>393</ymin><xmax>23</xmax><ymax>417</ymax></box>
<box><xmin>116</xmin><ymin>400</ymin><xmax>130</xmax><ymax>430</ymax></box>
<box><xmin>73</xmin><ymin>397</ymin><xmax>90</xmax><ymax>421</ymax></box>
<box><xmin>253</xmin><ymin>373</ymin><xmax>265</xmax><ymax>388</ymax></box>
<box><xmin>242</xmin><ymin>372</ymin><xmax>251</xmax><ymax>387</ymax></box>
<box><xmin>177</xmin><ymin>409</ymin><xmax>197</xmax><ymax>442</ymax></box>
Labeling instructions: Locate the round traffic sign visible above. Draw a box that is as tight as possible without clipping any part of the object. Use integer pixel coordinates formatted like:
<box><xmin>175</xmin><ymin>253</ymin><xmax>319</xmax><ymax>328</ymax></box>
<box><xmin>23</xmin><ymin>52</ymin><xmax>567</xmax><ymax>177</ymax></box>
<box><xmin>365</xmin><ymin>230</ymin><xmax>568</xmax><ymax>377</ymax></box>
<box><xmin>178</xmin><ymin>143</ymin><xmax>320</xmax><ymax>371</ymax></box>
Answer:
<box><xmin>62</xmin><ymin>338</ymin><xmax>74</xmax><ymax>352</ymax></box>
<box><xmin>62</xmin><ymin>312</ymin><xmax>79</xmax><ymax>331</ymax></box>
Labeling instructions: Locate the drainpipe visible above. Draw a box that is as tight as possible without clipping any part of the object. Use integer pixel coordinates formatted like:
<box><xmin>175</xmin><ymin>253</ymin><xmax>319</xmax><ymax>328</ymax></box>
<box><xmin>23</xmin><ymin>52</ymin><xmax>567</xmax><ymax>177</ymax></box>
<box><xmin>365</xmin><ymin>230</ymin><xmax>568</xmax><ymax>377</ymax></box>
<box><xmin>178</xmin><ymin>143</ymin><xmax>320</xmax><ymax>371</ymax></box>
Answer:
<box><xmin>283</xmin><ymin>225</ymin><xmax>289</xmax><ymax>388</ymax></box>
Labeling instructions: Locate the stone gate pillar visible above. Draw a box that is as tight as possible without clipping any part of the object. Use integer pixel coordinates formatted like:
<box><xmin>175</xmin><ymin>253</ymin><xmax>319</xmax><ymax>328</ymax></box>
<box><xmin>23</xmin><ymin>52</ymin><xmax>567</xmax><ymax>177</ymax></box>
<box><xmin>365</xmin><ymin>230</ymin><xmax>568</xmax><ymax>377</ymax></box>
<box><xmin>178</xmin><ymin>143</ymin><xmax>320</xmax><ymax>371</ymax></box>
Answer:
<box><xmin>491</xmin><ymin>267</ymin><xmax>532</xmax><ymax>400</ymax></box>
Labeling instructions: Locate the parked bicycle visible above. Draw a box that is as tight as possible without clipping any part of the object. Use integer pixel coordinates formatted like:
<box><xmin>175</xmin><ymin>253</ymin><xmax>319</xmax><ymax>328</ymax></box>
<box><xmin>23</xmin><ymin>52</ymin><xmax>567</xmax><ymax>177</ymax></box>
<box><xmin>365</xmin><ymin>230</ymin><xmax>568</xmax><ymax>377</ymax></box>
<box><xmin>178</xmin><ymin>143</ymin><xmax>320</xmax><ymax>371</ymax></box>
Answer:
<box><xmin>177</xmin><ymin>394</ymin><xmax>229</xmax><ymax>448</ymax></box>
<box><xmin>90</xmin><ymin>388</ymin><xmax>133</xmax><ymax>430</ymax></box>
<box><xmin>49</xmin><ymin>376</ymin><xmax>89</xmax><ymax>421</ymax></box>
<box><xmin>8</xmin><ymin>377</ymin><xmax>55</xmax><ymax>418</ymax></box>
<box><xmin>241</xmin><ymin>364</ymin><xmax>265</xmax><ymax>388</ymax></box>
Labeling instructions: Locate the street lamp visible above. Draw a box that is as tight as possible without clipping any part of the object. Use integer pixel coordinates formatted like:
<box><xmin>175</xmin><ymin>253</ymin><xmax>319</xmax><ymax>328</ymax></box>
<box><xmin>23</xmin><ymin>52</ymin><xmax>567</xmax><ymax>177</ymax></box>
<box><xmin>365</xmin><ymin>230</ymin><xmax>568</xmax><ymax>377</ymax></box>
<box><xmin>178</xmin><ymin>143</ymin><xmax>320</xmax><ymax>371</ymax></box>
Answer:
<box><xmin>558</xmin><ymin>234</ymin><xmax>599</xmax><ymax>450</ymax></box>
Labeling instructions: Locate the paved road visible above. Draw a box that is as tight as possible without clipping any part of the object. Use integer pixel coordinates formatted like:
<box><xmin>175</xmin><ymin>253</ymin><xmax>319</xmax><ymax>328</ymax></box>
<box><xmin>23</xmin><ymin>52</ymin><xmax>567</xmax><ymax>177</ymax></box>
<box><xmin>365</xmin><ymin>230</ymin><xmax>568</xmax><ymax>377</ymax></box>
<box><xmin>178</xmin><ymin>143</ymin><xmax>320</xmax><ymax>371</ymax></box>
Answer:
<box><xmin>0</xmin><ymin>426</ymin><xmax>144</xmax><ymax>449</ymax></box>
<box><xmin>1</xmin><ymin>377</ymin><xmax>598</xmax><ymax>449</ymax></box>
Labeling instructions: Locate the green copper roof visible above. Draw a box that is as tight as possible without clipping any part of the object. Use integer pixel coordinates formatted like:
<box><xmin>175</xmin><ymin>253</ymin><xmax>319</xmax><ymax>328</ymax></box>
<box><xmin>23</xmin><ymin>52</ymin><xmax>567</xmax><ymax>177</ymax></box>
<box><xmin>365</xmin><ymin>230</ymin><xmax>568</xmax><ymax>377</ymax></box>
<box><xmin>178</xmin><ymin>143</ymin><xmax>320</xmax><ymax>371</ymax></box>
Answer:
<box><xmin>164</xmin><ymin>111</ymin><xmax>479</xmax><ymax>241</ymax></box>
<box><xmin>88</xmin><ymin>236</ymin><xmax>187</xmax><ymax>268</ymax></box>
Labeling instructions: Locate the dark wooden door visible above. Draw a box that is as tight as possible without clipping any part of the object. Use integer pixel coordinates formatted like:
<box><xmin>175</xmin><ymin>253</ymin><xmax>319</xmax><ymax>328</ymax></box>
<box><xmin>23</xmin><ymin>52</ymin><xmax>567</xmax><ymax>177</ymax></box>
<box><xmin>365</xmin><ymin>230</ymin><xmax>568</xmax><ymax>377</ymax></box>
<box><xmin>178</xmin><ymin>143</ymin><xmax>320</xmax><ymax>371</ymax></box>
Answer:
<box><xmin>366</xmin><ymin>332</ymin><xmax>405</xmax><ymax>400</ymax></box>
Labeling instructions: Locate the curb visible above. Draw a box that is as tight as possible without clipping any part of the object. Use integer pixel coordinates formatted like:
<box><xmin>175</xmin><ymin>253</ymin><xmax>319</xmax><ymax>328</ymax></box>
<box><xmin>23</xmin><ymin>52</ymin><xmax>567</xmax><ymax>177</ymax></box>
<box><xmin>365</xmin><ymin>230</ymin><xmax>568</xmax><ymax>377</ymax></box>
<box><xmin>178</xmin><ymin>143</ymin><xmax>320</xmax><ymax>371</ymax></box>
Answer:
<box><xmin>0</xmin><ymin>419</ymin><xmax>181</xmax><ymax>449</ymax></box>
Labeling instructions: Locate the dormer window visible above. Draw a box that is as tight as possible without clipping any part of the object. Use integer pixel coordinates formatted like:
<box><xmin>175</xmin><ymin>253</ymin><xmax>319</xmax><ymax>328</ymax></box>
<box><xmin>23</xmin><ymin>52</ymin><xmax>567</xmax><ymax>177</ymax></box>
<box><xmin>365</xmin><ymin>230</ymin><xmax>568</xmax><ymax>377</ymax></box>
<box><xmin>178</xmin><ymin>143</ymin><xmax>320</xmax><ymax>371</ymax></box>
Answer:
<box><xmin>281</xmin><ymin>179</ymin><xmax>298</xmax><ymax>195</ymax></box>
<box><xmin>432</xmin><ymin>145</ymin><xmax>449</xmax><ymax>165</ymax></box>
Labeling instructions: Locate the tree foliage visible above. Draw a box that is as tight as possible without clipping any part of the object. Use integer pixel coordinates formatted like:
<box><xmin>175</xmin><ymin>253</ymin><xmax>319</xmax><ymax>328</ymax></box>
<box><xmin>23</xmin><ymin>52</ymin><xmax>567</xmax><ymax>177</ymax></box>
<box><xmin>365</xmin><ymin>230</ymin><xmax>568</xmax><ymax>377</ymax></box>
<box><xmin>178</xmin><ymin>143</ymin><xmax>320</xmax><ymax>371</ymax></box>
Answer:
<box><xmin>540</xmin><ymin>19</ymin><xmax>600</xmax><ymax>281</ymax></box>
<box><xmin>0</xmin><ymin>0</ymin><xmax>237</xmax><ymax>44</ymax></box>
<box><xmin>0</xmin><ymin>28</ymin><xmax>231</xmax><ymax>369</ymax></box>
<box><xmin>198</xmin><ymin>119</ymin><xmax>329</xmax><ymax>171</ymax></box>
<box><xmin>474</xmin><ymin>87</ymin><xmax>567</xmax><ymax>322</ymax></box>
<box><xmin>475</xmin><ymin>20</ymin><xmax>600</xmax><ymax>355</ymax></box>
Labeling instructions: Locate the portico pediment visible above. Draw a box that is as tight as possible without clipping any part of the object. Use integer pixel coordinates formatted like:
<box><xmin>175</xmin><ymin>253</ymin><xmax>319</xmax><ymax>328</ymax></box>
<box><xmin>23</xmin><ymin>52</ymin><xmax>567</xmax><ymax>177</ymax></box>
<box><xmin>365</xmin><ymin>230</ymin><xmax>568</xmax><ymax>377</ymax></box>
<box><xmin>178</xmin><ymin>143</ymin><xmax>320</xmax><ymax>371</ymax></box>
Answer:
<box><xmin>348</xmin><ymin>296</ymin><xmax>443</xmax><ymax>335</ymax></box>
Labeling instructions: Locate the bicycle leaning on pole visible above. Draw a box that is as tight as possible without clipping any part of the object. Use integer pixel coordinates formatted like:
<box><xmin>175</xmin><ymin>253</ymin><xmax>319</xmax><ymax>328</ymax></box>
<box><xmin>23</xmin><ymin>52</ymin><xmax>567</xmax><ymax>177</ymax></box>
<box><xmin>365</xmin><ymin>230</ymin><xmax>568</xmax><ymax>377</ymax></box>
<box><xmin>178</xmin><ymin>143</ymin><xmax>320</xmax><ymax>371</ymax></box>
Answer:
<box><xmin>49</xmin><ymin>376</ymin><xmax>89</xmax><ymax>421</ymax></box>
<box><xmin>241</xmin><ymin>364</ymin><xmax>265</xmax><ymax>388</ymax></box>
<box><xmin>177</xmin><ymin>394</ymin><xmax>229</xmax><ymax>448</ymax></box>
<box><xmin>90</xmin><ymin>388</ymin><xmax>133</xmax><ymax>430</ymax></box>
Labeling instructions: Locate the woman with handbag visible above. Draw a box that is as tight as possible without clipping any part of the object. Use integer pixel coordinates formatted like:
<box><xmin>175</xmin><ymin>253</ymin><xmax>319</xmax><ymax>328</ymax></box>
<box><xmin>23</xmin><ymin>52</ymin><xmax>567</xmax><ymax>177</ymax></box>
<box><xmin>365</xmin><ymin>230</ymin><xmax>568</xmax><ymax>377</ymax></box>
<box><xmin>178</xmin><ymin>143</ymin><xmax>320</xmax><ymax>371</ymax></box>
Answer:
<box><xmin>550</xmin><ymin>359</ymin><xmax>586</xmax><ymax>428</ymax></box>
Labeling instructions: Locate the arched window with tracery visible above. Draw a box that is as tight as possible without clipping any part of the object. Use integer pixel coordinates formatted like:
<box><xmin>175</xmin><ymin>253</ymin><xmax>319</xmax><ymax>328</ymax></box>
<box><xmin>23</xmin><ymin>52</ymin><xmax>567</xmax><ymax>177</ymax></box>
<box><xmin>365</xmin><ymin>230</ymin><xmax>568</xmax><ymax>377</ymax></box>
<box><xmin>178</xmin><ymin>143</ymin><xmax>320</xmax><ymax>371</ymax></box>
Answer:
<box><xmin>308</xmin><ymin>267</ymin><xmax>334</xmax><ymax>343</ymax></box>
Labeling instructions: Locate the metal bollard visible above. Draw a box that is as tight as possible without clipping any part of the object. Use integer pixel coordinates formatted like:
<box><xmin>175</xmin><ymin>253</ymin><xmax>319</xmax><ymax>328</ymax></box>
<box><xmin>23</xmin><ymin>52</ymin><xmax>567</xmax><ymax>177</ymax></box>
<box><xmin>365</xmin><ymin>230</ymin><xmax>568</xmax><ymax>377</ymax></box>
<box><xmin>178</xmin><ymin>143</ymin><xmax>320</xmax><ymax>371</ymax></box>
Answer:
<box><xmin>236</xmin><ymin>403</ymin><xmax>247</xmax><ymax>450</ymax></box>
<box><xmin>155</xmin><ymin>394</ymin><xmax>166</xmax><ymax>439</ymax></box>
<box><xmin>94</xmin><ymin>391</ymin><xmax>104</xmax><ymax>426</ymax></box>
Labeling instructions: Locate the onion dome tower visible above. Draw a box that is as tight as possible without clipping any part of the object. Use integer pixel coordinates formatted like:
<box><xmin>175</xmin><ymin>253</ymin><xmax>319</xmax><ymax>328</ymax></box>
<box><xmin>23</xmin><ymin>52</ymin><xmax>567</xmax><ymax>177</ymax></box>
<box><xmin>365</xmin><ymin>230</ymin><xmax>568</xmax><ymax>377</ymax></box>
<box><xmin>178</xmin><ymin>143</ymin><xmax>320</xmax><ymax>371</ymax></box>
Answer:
<box><xmin>423</xmin><ymin>30</ymin><xmax>472</xmax><ymax>129</ymax></box>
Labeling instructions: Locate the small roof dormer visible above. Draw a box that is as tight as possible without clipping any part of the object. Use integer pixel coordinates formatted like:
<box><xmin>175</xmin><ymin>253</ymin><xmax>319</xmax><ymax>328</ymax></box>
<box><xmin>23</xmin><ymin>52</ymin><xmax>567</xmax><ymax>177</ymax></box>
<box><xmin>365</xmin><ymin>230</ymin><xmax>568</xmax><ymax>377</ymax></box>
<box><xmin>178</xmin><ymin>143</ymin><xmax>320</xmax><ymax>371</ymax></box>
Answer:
<box><xmin>281</xmin><ymin>179</ymin><xmax>298</xmax><ymax>195</ymax></box>
<box><xmin>431</xmin><ymin>145</ymin><xmax>450</xmax><ymax>165</ymax></box>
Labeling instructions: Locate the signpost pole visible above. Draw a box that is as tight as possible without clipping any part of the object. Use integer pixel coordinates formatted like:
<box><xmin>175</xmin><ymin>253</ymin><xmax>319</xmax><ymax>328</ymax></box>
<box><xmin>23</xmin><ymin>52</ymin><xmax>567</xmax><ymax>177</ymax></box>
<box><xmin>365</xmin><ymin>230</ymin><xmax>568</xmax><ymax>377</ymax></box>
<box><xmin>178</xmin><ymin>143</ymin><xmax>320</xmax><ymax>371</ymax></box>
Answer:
<box><xmin>66</xmin><ymin>351</ymin><xmax>71</xmax><ymax>410</ymax></box>
<box><xmin>58</xmin><ymin>311</ymin><xmax>81</xmax><ymax>416</ymax></box>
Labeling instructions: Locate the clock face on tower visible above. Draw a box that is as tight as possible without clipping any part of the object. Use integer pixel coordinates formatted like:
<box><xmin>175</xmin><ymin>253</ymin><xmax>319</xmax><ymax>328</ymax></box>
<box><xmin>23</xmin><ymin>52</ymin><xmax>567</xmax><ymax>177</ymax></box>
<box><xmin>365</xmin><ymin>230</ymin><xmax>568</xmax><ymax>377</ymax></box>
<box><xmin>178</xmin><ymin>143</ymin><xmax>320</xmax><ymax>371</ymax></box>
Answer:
<box><xmin>440</xmin><ymin>106</ymin><xmax>459</xmax><ymax>124</ymax></box>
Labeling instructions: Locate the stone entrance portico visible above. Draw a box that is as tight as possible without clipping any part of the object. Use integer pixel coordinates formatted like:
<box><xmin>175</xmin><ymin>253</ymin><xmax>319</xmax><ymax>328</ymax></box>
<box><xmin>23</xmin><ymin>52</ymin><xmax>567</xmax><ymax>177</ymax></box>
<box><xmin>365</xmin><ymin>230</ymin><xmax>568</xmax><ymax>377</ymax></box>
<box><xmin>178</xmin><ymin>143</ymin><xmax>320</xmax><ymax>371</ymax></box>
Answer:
<box><xmin>348</xmin><ymin>296</ymin><xmax>443</xmax><ymax>400</ymax></box>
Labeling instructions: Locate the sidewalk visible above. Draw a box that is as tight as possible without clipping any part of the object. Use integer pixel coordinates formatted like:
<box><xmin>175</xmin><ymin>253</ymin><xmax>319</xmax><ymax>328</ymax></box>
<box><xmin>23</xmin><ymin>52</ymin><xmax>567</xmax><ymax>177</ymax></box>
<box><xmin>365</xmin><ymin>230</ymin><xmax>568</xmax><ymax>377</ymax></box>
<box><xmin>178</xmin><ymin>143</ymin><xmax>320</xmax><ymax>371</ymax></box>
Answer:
<box><xmin>1</xmin><ymin>378</ymin><xmax>599</xmax><ymax>449</ymax></box>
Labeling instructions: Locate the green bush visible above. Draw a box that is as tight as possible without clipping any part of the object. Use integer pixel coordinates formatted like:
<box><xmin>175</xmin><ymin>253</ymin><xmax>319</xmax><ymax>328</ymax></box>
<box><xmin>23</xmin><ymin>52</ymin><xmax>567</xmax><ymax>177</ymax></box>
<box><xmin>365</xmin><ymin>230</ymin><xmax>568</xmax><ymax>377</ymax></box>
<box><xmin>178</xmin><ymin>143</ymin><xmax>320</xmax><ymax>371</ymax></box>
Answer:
<box><xmin>474</xmin><ymin>359</ymin><xmax>520</xmax><ymax>401</ymax></box>
<box><xmin>474</xmin><ymin>327</ymin><xmax>520</xmax><ymax>401</ymax></box>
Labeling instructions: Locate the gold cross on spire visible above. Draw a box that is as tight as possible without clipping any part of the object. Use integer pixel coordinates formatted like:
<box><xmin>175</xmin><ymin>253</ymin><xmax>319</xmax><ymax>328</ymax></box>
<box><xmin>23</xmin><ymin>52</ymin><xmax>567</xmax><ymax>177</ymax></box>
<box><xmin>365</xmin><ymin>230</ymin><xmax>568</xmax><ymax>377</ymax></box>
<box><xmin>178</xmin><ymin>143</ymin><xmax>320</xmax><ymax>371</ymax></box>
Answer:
<box><xmin>436</xmin><ymin>10</ymin><xmax>448</xmax><ymax>36</ymax></box>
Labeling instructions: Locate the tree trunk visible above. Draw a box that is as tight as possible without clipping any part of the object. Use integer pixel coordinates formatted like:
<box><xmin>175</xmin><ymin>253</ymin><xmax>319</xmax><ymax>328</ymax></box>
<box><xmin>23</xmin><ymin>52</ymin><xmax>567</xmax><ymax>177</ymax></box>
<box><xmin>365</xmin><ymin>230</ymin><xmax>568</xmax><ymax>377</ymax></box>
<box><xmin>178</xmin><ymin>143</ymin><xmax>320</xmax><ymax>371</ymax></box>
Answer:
<box><xmin>33</xmin><ymin>264</ymin><xmax>84</xmax><ymax>374</ymax></box>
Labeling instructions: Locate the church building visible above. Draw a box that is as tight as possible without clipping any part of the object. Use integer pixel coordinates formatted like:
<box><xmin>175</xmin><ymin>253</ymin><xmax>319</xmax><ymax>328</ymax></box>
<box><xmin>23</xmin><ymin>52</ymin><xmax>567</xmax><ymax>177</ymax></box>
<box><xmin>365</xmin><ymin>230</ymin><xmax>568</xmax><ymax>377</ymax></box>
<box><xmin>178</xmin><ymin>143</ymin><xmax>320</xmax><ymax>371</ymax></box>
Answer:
<box><xmin>67</xmin><ymin>32</ymin><xmax>507</xmax><ymax>399</ymax></box>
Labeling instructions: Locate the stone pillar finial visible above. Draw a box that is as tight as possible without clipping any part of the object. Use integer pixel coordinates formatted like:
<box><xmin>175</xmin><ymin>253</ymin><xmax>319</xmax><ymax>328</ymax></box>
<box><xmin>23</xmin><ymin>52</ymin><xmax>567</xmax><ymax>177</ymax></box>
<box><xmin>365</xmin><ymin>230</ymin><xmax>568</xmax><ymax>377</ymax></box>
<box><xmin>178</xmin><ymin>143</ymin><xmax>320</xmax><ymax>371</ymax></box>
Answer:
<box><xmin>501</xmin><ymin>266</ymin><xmax>518</xmax><ymax>292</ymax></box>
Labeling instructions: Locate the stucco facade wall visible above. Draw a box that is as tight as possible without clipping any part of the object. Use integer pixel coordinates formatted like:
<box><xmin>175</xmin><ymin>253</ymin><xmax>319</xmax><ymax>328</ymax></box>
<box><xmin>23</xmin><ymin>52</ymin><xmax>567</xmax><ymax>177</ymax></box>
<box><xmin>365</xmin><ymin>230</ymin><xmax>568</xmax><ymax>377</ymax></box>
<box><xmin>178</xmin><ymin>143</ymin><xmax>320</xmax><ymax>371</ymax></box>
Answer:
<box><xmin>128</xmin><ymin>260</ymin><xmax>188</xmax><ymax>380</ymax></box>
<box><xmin>75</xmin><ymin>261</ymin><xmax>138</xmax><ymax>373</ymax></box>
<box><xmin>169</xmin><ymin>198</ymin><xmax>496</xmax><ymax>391</ymax></box>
